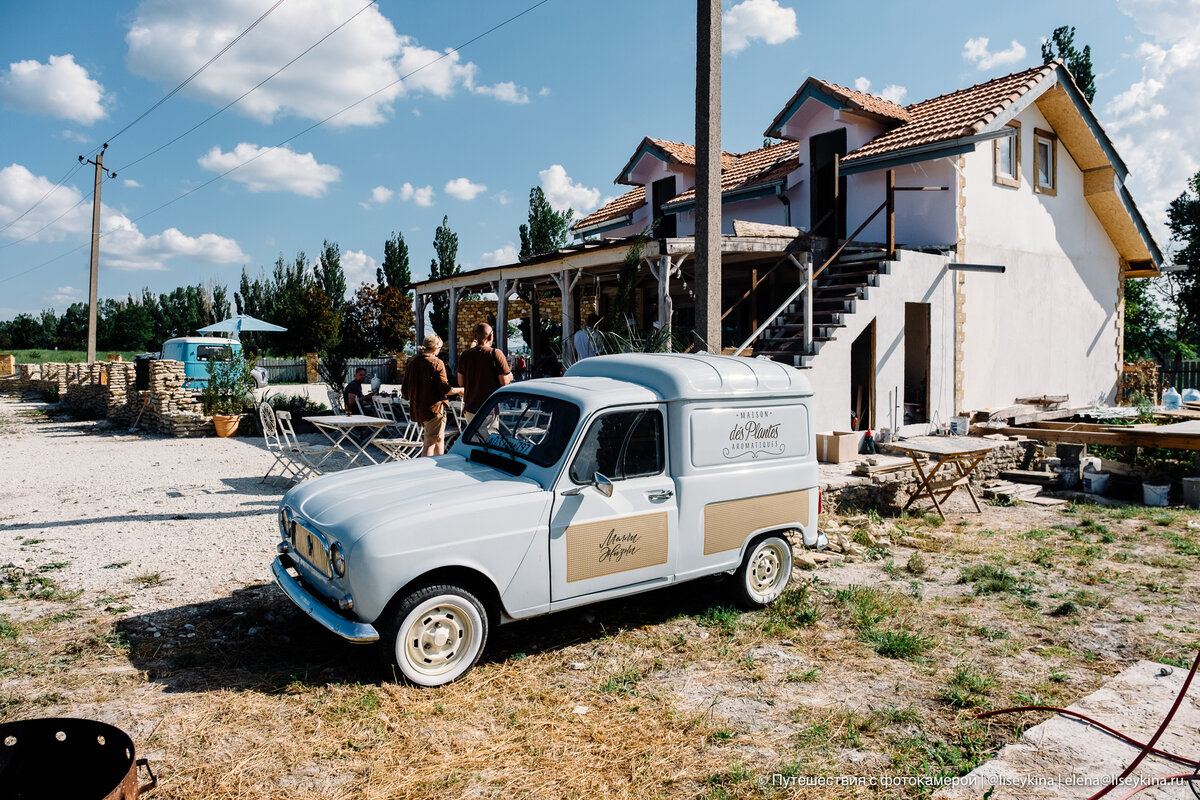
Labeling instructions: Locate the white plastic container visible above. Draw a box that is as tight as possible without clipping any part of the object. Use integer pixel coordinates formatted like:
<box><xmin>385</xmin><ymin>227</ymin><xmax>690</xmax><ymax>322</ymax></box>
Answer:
<box><xmin>949</xmin><ymin>416</ymin><xmax>970</xmax><ymax>435</ymax></box>
<box><xmin>1163</xmin><ymin>386</ymin><xmax>1181</xmax><ymax>410</ymax></box>
<box><xmin>1081</xmin><ymin>472</ymin><xmax>1109</xmax><ymax>494</ymax></box>
<box><xmin>1183</xmin><ymin>388</ymin><xmax>1200</xmax><ymax>404</ymax></box>
<box><xmin>1143</xmin><ymin>483</ymin><xmax>1170</xmax><ymax>507</ymax></box>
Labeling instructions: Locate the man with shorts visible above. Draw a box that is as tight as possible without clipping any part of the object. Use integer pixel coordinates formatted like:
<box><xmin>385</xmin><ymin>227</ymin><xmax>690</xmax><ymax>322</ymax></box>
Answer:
<box><xmin>401</xmin><ymin>334</ymin><xmax>462</xmax><ymax>457</ymax></box>
<box><xmin>457</xmin><ymin>322</ymin><xmax>512</xmax><ymax>423</ymax></box>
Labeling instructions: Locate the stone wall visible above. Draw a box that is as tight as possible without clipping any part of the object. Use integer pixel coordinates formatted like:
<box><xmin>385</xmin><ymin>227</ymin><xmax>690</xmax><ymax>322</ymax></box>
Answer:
<box><xmin>2</xmin><ymin>359</ymin><xmax>214</xmax><ymax>437</ymax></box>
<box><xmin>453</xmin><ymin>295</ymin><xmax>599</xmax><ymax>356</ymax></box>
<box><xmin>823</xmin><ymin>440</ymin><xmax>1030</xmax><ymax>513</ymax></box>
<box><xmin>0</xmin><ymin>354</ymin><xmax>13</xmax><ymax>377</ymax></box>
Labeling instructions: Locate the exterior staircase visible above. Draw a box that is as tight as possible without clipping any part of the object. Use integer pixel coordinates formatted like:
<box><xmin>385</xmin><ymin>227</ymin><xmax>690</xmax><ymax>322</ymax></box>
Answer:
<box><xmin>753</xmin><ymin>247</ymin><xmax>894</xmax><ymax>368</ymax></box>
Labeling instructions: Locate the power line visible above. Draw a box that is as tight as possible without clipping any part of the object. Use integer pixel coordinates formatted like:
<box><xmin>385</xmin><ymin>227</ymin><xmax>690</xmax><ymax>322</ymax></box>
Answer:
<box><xmin>115</xmin><ymin>0</ymin><xmax>378</xmax><ymax>175</ymax></box>
<box><xmin>1</xmin><ymin>0</ymin><xmax>555</xmax><ymax>286</ymax></box>
<box><xmin>106</xmin><ymin>0</ymin><xmax>289</xmax><ymax>143</ymax></box>
<box><xmin>0</xmin><ymin>185</ymin><xmax>95</xmax><ymax>250</ymax></box>
<box><xmin>0</xmin><ymin>160</ymin><xmax>88</xmax><ymax>237</ymax></box>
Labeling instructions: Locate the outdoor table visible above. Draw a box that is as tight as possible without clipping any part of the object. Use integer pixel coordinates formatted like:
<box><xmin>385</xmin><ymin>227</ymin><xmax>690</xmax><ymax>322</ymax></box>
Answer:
<box><xmin>888</xmin><ymin>435</ymin><xmax>1002</xmax><ymax>519</ymax></box>
<box><xmin>304</xmin><ymin>414</ymin><xmax>391</xmax><ymax>468</ymax></box>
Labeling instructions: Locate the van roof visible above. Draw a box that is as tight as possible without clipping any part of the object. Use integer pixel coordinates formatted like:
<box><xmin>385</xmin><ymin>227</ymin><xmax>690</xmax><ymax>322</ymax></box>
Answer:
<box><xmin>162</xmin><ymin>337</ymin><xmax>240</xmax><ymax>346</ymax></box>
<box><xmin>564</xmin><ymin>353</ymin><xmax>812</xmax><ymax>401</ymax></box>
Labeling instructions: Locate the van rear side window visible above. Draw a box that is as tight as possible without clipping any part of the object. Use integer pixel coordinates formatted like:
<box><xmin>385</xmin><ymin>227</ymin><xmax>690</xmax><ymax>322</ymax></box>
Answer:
<box><xmin>196</xmin><ymin>345</ymin><xmax>233</xmax><ymax>362</ymax></box>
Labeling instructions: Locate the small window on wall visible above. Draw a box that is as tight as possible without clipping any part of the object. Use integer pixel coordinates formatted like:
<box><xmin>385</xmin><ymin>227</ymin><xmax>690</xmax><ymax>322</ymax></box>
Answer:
<box><xmin>993</xmin><ymin>121</ymin><xmax>1020</xmax><ymax>188</ymax></box>
<box><xmin>1033</xmin><ymin>128</ymin><xmax>1057</xmax><ymax>196</ymax></box>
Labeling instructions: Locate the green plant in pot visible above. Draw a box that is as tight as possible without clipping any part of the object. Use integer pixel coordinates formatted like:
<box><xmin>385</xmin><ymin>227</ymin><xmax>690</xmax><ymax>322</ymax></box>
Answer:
<box><xmin>201</xmin><ymin>347</ymin><xmax>255</xmax><ymax>437</ymax></box>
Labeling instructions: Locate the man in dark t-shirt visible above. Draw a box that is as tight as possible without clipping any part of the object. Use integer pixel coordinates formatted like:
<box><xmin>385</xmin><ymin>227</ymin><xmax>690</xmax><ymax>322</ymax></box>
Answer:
<box><xmin>457</xmin><ymin>322</ymin><xmax>512</xmax><ymax>422</ymax></box>
<box><xmin>344</xmin><ymin>367</ymin><xmax>371</xmax><ymax>414</ymax></box>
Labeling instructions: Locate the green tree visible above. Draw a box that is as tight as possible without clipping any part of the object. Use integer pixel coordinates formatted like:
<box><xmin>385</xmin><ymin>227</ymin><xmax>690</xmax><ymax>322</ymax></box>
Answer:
<box><xmin>318</xmin><ymin>239</ymin><xmax>347</xmax><ymax>310</ymax></box>
<box><xmin>1042</xmin><ymin>25</ymin><xmax>1096</xmax><ymax>104</ymax></box>
<box><xmin>378</xmin><ymin>231</ymin><xmax>412</xmax><ymax>292</ymax></box>
<box><xmin>56</xmin><ymin>302</ymin><xmax>88</xmax><ymax>350</ymax></box>
<box><xmin>1168</xmin><ymin>172</ymin><xmax>1200</xmax><ymax>349</ymax></box>
<box><xmin>428</xmin><ymin>216</ymin><xmax>462</xmax><ymax>341</ymax></box>
<box><xmin>518</xmin><ymin>187</ymin><xmax>574</xmax><ymax>261</ymax></box>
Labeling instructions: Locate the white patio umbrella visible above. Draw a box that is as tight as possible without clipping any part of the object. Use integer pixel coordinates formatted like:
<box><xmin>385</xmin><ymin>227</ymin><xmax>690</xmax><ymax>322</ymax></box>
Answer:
<box><xmin>196</xmin><ymin>314</ymin><xmax>287</xmax><ymax>341</ymax></box>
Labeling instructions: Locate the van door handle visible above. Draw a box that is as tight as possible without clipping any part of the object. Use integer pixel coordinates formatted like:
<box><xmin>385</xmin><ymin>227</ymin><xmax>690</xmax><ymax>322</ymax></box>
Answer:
<box><xmin>647</xmin><ymin>489</ymin><xmax>674</xmax><ymax>500</ymax></box>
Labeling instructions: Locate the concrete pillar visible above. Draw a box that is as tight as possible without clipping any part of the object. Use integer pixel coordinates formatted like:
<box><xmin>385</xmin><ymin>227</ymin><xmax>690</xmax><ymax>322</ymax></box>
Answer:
<box><xmin>415</xmin><ymin>293</ymin><xmax>426</xmax><ymax>345</ymax></box>
<box><xmin>447</xmin><ymin>287</ymin><xmax>460</xmax><ymax>376</ymax></box>
<box><xmin>496</xmin><ymin>278</ymin><xmax>509</xmax><ymax>355</ymax></box>
<box><xmin>694</xmin><ymin>0</ymin><xmax>722</xmax><ymax>353</ymax></box>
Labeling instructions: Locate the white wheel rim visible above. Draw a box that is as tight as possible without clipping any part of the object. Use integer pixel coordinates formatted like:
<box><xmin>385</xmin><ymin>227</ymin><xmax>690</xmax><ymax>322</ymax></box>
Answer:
<box><xmin>748</xmin><ymin>541</ymin><xmax>788</xmax><ymax>601</ymax></box>
<box><xmin>399</xmin><ymin>595</ymin><xmax>481</xmax><ymax>683</ymax></box>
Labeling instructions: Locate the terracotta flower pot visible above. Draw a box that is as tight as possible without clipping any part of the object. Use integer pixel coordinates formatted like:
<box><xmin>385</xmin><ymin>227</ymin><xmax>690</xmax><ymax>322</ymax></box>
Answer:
<box><xmin>213</xmin><ymin>413</ymin><xmax>241</xmax><ymax>438</ymax></box>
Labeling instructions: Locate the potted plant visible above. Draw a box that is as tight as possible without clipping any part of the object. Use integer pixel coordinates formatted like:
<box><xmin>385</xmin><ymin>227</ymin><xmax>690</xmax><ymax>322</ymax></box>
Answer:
<box><xmin>201</xmin><ymin>347</ymin><xmax>254</xmax><ymax>437</ymax></box>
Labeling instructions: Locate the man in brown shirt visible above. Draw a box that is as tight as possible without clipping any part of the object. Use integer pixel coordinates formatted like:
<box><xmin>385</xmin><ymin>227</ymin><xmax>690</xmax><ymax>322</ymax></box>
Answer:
<box><xmin>457</xmin><ymin>322</ymin><xmax>512</xmax><ymax>422</ymax></box>
<box><xmin>401</xmin><ymin>334</ymin><xmax>461</xmax><ymax>456</ymax></box>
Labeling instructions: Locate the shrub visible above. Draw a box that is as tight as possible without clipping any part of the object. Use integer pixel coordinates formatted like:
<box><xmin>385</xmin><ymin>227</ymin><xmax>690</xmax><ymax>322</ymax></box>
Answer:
<box><xmin>41</xmin><ymin>386</ymin><xmax>59</xmax><ymax>403</ymax></box>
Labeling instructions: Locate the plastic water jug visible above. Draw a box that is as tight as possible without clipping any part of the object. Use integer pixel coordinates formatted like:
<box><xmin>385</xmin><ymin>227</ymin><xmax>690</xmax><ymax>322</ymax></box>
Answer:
<box><xmin>1163</xmin><ymin>386</ymin><xmax>1181</xmax><ymax>410</ymax></box>
<box><xmin>1183</xmin><ymin>388</ymin><xmax>1200</xmax><ymax>403</ymax></box>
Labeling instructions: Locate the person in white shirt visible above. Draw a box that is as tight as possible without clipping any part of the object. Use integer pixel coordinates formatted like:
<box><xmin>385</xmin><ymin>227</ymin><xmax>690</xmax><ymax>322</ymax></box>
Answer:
<box><xmin>573</xmin><ymin>314</ymin><xmax>600</xmax><ymax>360</ymax></box>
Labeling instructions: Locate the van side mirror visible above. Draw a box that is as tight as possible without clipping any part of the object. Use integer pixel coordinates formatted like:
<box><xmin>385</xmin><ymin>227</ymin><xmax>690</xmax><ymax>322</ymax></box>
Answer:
<box><xmin>593</xmin><ymin>473</ymin><xmax>614</xmax><ymax>498</ymax></box>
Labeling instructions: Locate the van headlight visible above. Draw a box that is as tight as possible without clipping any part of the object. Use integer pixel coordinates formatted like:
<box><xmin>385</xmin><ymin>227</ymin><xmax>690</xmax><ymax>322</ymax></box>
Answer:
<box><xmin>330</xmin><ymin>542</ymin><xmax>346</xmax><ymax>577</ymax></box>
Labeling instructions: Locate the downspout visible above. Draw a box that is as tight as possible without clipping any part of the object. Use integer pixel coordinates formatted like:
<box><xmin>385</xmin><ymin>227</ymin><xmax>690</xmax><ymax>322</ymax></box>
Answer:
<box><xmin>777</xmin><ymin>186</ymin><xmax>791</xmax><ymax>227</ymax></box>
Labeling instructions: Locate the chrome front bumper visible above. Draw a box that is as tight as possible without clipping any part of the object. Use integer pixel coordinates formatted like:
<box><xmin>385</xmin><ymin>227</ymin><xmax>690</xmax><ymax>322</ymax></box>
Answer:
<box><xmin>272</xmin><ymin>557</ymin><xmax>379</xmax><ymax>643</ymax></box>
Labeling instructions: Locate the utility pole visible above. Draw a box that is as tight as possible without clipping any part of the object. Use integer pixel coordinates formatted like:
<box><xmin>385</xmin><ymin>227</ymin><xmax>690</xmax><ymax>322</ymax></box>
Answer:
<box><xmin>79</xmin><ymin>144</ymin><xmax>116</xmax><ymax>364</ymax></box>
<box><xmin>695</xmin><ymin>0</ymin><xmax>722</xmax><ymax>353</ymax></box>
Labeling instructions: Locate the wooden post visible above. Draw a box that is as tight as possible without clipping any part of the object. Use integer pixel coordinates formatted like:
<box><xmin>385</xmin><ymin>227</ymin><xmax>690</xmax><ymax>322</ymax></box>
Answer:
<box><xmin>415</xmin><ymin>293</ymin><xmax>426</xmax><ymax>345</ymax></box>
<box><xmin>495</xmin><ymin>277</ymin><xmax>509</xmax><ymax>355</ymax></box>
<box><xmin>447</xmin><ymin>287</ymin><xmax>460</xmax><ymax>376</ymax></box>
<box><xmin>750</xmin><ymin>267</ymin><xmax>758</xmax><ymax>332</ymax></box>
<box><xmin>886</xmin><ymin>169</ymin><xmax>895</xmax><ymax>258</ymax></box>
<box><xmin>694</xmin><ymin>0</ymin><xmax>722</xmax><ymax>353</ymax></box>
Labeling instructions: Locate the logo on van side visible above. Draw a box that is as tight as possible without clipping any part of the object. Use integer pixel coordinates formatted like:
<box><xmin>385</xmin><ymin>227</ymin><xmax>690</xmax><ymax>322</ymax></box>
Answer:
<box><xmin>723</xmin><ymin>410</ymin><xmax>786</xmax><ymax>460</ymax></box>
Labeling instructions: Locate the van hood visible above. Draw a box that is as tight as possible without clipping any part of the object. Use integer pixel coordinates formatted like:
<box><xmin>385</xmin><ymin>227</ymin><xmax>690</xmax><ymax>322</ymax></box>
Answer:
<box><xmin>282</xmin><ymin>454</ymin><xmax>543</xmax><ymax>540</ymax></box>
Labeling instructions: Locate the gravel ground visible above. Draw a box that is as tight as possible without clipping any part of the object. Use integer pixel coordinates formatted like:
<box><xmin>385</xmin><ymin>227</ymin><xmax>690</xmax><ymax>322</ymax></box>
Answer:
<box><xmin>0</xmin><ymin>395</ymin><xmax>288</xmax><ymax>613</ymax></box>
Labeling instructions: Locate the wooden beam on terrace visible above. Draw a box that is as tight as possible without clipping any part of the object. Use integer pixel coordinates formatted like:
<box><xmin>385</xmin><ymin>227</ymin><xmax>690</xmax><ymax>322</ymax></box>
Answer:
<box><xmin>411</xmin><ymin>235</ymin><xmax>816</xmax><ymax>296</ymax></box>
<box><xmin>994</xmin><ymin>424</ymin><xmax>1200</xmax><ymax>451</ymax></box>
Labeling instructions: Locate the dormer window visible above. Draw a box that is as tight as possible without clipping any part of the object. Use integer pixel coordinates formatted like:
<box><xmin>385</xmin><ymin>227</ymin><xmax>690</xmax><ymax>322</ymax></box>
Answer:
<box><xmin>993</xmin><ymin>122</ymin><xmax>1020</xmax><ymax>188</ymax></box>
<box><xmin>1034</xmin><ymin>128</ymin><xmax>1057</xmax><ymax>196</ymax></box>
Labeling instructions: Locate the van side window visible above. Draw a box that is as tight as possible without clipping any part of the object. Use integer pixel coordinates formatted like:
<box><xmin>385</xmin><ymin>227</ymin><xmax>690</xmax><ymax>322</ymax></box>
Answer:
<box><xmin>570</xmin><ymin>409</ymin><xmax>664</xmax><ymax>484</ymax></box>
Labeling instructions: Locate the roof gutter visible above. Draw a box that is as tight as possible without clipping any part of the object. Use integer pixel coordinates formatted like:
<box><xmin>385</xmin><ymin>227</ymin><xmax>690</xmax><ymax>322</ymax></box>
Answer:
<box><xmin>661</xmin><ymin>178</ymin><xmax>787</xmax><ymax>214</ymax></box>
<box><xmin>840</xmin><ymin>128</ymin><xmax>1014</xmax><ymax>175</ymax></box>
<box><xmin>573</xmin><ymin>213</ymin><xmax>636</xmax><ymax>240</ymax></box>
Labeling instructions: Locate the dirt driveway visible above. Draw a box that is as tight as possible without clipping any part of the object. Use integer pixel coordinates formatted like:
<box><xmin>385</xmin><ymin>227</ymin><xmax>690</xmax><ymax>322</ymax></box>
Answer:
<box><xmin>1</xmin><ymin>395</ymin><xmax>1198</xmax><ymax>799</ymax></box>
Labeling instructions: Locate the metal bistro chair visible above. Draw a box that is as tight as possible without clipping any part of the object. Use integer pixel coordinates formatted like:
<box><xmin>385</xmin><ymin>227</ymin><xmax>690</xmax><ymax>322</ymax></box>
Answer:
<box><xmin>258</xmin><ymin>402</ymin><xmax>298</xmax><ymax>483</ymax></box>
<box><xmin>327</xmin><ymin>388</ymin><xmax>348</xmax><ymax>415</ymax></box>
<box><xmin>371</xmin><ymin>396</ymin><xmax>422</xmax><ymax>461</ymax></box>
<box><xmin>275</xmin><ymin>410</ymin><xmax>337</xmax><ymax>479</ymax></box>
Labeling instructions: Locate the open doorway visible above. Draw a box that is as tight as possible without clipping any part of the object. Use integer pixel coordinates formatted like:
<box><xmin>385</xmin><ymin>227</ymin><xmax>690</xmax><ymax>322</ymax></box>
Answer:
<box><xmin>904</xmin><ymin>302</ymin><xmax>931</xmax><ymax>424</ymax></box>
<box><xmin>810</xmin><ymin>128</ymin><xmax>847</xmax><ymax>239</ymax></box>
<box><xmin>850</xmin><ymin>319</ymin><xmax>875</xmax><ymax>430</ymax></box>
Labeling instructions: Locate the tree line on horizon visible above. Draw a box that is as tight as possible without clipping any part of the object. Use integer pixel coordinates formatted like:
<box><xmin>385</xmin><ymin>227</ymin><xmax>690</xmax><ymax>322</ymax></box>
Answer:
<box><xmin>0</xmin><ymin>188</ymin><xmax>576</xmax><ymax>359</ymax></box>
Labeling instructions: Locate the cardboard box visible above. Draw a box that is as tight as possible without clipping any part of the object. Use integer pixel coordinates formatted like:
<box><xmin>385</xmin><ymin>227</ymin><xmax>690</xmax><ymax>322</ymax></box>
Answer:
<box><xmin>816</xmin><ymin>431</ymin><xmax>862</xmax><ymax>463</ymax></box>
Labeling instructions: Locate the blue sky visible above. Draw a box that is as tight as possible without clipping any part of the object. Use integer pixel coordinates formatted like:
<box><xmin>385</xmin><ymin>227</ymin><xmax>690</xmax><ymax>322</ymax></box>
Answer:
<box><xmin>1</xmin><ymin>0</ymin><xmax>1196</xmax><ymax>319</ymax></box>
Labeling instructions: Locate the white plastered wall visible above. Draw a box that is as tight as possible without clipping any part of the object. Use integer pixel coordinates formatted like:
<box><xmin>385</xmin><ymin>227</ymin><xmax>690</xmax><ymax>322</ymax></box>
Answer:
<box><xmin>806</xmin><ymin>249</ymin><xmax>955</xmax><ymax>435</ymax></box>
<box><xmin>960</xmin><ymin>103</ymin><xmax>1122</xmax><ymax>411</ymax></box>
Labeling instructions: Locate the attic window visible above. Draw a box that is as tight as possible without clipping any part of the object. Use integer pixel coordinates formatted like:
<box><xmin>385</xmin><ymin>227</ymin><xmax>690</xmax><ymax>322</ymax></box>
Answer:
<box><xmin>993</xmin><ymin>121</ymin><xmax>1020</xmax><ymax>188</ymax></box>
<box><xmin>1034</xmin><ymin>128</ymin><xmax>1057</xmax><ymax>196</ymax></box>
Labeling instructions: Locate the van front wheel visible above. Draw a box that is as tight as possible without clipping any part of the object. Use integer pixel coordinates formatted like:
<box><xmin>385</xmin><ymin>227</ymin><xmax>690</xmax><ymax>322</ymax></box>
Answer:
<box><xmin>733</xmin><ymin>535</ymin><xmax>793</xmax><ymax>608</ymax></box>
<box><xmin>383</xmin><ymin>583</ymin><xmax>489</xmax><ymax>686</ymax></box>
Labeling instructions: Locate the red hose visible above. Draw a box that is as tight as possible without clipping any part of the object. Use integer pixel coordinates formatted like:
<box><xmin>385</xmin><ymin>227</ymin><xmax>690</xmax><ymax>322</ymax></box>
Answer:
<box><xmin>976</xmin><ymin>706</ymin><xmax>1199</xmax><ymax>768</ymax></box>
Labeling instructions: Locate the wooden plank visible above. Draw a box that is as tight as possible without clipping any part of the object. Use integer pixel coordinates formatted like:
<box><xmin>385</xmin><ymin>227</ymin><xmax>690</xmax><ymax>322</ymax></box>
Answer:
<box><xmin>1009</xmin><ymin>407</ymin><xmax>1077</xmax><ymax>425</ymax></box>
<box><xmin>1000</xmin><ymin>470</ymin><xmax>1062</xmax><ymax>485</ymax></box>
<box><xmin>730</xmin><ymin>220</ymin><xmax>802</xmax><ymax>238</ymax></box>
<box><xmin>1015</xmin><ymin>394</ymin><xmax>1069</xmax><ymax>405</ymax></box>
<box><xmin>994</xmin><ymin>425</ymin><xmax>1200</xmax><ymax>451</ymax></box>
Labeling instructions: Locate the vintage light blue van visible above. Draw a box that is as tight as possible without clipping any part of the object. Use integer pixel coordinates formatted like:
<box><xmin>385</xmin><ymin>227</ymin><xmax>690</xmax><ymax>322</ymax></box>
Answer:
<box><xmin>160</xmin><ymin>337</ymin><xmax>243</xmax><ymax>388</ymax></box>
<box><xmin>273</xmin><ymin>353</ymin><xmax>820</xmax><ymax>686</ymax></box>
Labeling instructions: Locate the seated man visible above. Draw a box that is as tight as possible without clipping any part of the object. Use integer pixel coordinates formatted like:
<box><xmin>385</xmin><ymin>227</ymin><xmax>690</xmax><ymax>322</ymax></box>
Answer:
<box><xmin>343</xmin><ymin>367</ymin><xmax>376</xmax><ymax>416</ymax></box>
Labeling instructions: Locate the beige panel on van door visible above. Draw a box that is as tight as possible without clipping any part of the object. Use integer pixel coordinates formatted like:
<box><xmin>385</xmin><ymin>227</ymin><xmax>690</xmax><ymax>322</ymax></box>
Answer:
<box><xmin>703</xmin><ymin>490</ymin><xmax>810</xmax><ymax>555</ymax></box>
<box><xmin>565</xmin><ymin>512</ymin><xmax>669</xmax><ymax>582</ymax></box>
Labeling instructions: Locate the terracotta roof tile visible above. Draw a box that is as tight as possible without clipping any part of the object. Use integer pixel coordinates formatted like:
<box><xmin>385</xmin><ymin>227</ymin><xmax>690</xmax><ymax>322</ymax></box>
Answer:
<box><xmin>844</xmin><ymin>63</ymin><xmax>1055</xmax><ymax>163</ymax></box>
<box><xmin>572</xmin><ymin>186</ymin><xmax>645</xmax><ymax>232</ymax></box>
<box><xmin>664</xmin><ymin>140</ymin><xmax>800</xmax><ymax>207</ymax></box>
<box><xmin>810</xmin><ymin>79</ymin><xmax>911</xmax><ymax>122</ymax></box>
<box><xmin>646</xmin><ymin>138</ymin><xmax>738</xmax><ymax>170</ymax></box>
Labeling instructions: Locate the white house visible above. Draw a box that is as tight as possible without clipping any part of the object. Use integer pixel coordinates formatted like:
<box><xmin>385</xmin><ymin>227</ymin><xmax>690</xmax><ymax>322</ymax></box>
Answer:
<box><xmin>413</xmin><ymin>61</ymin><xmax>1161</xmax><ymax>435</ymax></box>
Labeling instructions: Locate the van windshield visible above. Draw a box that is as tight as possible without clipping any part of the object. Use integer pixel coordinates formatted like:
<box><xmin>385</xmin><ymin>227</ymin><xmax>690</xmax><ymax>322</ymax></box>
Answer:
<box><xmin>464</xmin><ymin>393</ymin><xmax>580</xmax><ymax>468</ymax></box>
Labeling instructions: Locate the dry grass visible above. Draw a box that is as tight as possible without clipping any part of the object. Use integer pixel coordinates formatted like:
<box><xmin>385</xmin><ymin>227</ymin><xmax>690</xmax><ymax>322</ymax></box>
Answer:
<box><xmin>2</xmin><ymin>498</ymin><xmax>1200</xmax><ymax>798</ymax></box>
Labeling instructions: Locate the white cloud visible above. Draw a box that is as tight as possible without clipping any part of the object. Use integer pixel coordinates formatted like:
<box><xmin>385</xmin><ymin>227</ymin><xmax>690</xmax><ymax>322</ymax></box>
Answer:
<box><xmin>370</xmin><ymin>185</ymin><xmax>394</xmax><ymax>204</ymax></box>
<box><xmin>473</xmin><ymin>80</ymin><xmax>529</xmax><ymax>103</ymax></box>
<box><xmin>59</xmin><ymin>129</ymin><xmax>92</xmax><ymax>143</ymax></box>
<box><xmin>45</xmin><ymin>286</ymin><xmax>83</xmax><ymax>307</ymax></box>
<box><xmin>962</xmin><ymin>37</ymin><xmax>1027</xmax><ymax>70</ymax></box>
<box><xmin>197</xmin><ymin>143</ymin><xmax>341</xmax><ymax>197</ymax></box>
<box><xmin>481</xmin><ymin>245</ymin><xmax>517</xmax><ymax>267</ymax></box>
<box><xmin>124</xmin><ymin>179</ymin><xmax>142</xmax><ymax>188</ymax></box>
<box><xmin>851</xmin><ymin>77</ymin><xmax>907</xmax><ymax>104</ymax></box>
<box><xmin>0</xmin><ymin>54</ymin><xmax>108</xmax><ymax>124</ymax></box>
<box><xmin>444</xmin><ymin>177</ymin><xmax>487</xmax><ymax>200</ymax></box>
<box><xmin>0</xmin><ymin>163</ymin><xmax>248</xmax><ymax>269</ymax></box>
<box><xmin>496</xmin><ymin>190</ymin><xmax>512</xmax><ymax>206</ymax></box>
<box><xmin>722</xmin><ymin>0</ymin><xmax>799</xmax><ymax>55</ymax></box>
<box><xmin>399</xmin><ymin>181</ymin><xmax>435</xmax><ymax>207</ymax></box>
<box><xmin>538</xmin><ymin>87</ymin><xmax>551</xmax><ymax>97</ymax></box>
<box><xmin>125</xmin><ymin>0</ymin><xmax>524</xmax><ymax>126</ymax></box>
<box><xmin>539</xmin><ymin>165</ymin><xmax>602</xmax><ymax>214</ymax></box>
<box><xmin>1105</xmin><ymin>0</ymin><xmax>1200</xmax><ymax>247</ymax></box>
<box><xmin>341</xmin><ymin>249</ymin><xmax>377</xmax><ymax>293</ymax></box>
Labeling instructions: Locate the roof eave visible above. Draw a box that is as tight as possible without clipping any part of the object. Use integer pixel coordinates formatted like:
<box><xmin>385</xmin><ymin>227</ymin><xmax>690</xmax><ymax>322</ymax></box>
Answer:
<box><xmin>661</xmin><ymin>179</ymin><xmax>787</xmax><ymax>214</ymax></box>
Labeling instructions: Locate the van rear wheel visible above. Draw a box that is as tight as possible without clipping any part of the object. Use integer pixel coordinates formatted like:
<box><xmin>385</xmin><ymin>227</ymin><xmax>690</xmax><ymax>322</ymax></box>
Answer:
<box><xmin>382</xmin><ymin>583</ymin><xmax>489</xmax><ymax>687</ymax></box>
<box><xmin>733</xmin><ymin>535</ymin><xmax>793</xmax><ymax>609</ymax></box>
